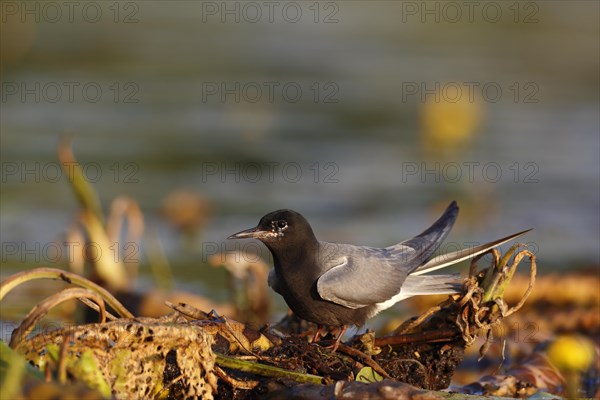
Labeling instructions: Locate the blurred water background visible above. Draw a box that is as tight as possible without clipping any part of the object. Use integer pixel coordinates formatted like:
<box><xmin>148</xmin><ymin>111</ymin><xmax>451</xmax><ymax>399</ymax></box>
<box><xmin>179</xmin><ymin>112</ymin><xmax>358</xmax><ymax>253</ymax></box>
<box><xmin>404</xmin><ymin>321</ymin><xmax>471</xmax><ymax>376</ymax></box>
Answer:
<box><xmin>1</xmin><ymin>1</ymin><xmax>599</xmax><ymax>301</ymax></box>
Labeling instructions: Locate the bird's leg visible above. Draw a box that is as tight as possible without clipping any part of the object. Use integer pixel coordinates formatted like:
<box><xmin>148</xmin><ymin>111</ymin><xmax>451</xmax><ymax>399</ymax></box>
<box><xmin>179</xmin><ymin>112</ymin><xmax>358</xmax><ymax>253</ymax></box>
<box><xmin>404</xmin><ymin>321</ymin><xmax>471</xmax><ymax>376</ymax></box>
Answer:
<box><xmin>328</xmin><ymin>325</ymin><xmax>347</xmax><ymax>352</ymax></box>
<box><xmin>312</xmin><ymin>325</ymin><xmax>325</xmax><ymax>344</ymax></box>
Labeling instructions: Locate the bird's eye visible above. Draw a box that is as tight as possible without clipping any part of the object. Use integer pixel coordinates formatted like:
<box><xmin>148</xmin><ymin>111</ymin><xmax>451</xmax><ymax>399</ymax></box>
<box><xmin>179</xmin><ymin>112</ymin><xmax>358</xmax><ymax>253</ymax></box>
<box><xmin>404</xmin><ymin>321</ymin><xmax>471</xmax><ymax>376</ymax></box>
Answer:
<box><xmin>276</xmin><ymin>220</ymin><xmax>287</xmax><ymax>229</ymax></box>
<box><xmin>270</xmin><ymin>220</ymin><xmax>288</xmax><ymax>236</ymax></box>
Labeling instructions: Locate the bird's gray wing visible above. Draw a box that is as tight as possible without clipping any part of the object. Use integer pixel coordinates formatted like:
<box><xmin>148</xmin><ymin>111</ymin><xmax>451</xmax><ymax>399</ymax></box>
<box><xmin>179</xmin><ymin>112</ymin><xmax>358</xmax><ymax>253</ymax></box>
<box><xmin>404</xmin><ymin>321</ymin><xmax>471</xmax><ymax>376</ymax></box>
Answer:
<box><xmin>316</xmin><ymin>250</ymin><xmax>405</xmax><ymax>309</ymax></box>
<box><xmin>316</xmin><ymin>201</ymin><xmax>460</xmax><ymax>309</ymax></box>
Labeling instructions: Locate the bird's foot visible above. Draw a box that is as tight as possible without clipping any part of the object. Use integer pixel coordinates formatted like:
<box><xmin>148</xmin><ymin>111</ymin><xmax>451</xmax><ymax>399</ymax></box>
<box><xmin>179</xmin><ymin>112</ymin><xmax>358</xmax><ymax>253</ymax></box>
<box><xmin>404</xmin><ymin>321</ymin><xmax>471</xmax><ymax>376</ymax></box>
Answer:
<box><xmin>317</xmin><ymin>325</ymin><xmax>347</xmax><ymax>352</ymax></box>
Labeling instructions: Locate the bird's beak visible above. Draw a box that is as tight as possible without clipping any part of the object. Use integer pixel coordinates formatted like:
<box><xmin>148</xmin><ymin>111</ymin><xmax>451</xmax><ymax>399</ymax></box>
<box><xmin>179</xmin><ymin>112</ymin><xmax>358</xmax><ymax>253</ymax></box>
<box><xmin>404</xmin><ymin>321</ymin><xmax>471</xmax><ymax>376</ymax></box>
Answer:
<box><xmin>227</xmin><ymin>227</ymin><xmax>269</xmax><ymax>240</ymax></box>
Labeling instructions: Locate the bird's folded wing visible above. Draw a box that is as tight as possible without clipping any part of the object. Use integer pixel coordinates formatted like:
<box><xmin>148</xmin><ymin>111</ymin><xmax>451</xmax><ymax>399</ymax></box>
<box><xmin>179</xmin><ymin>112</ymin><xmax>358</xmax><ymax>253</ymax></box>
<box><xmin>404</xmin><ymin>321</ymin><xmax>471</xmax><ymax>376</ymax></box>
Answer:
<box><xmin>317</xmin><ymin>201</ymin><xmax>461</xmax><ymax>309</ymax></box>
<box><xmin>316</xmin><ymin>253</ymin><xmax>412</xmax><ymax>309</ymax></box>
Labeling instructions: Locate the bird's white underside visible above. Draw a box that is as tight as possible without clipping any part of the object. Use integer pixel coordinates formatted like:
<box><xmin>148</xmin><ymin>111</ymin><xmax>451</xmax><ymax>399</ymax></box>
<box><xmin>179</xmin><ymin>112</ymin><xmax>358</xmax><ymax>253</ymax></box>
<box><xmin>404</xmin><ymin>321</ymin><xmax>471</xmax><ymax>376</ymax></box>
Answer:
<box><xmin>369</xmin><ymin>274</ymin><xmax>460</xmax><ymax>317</ymax></box>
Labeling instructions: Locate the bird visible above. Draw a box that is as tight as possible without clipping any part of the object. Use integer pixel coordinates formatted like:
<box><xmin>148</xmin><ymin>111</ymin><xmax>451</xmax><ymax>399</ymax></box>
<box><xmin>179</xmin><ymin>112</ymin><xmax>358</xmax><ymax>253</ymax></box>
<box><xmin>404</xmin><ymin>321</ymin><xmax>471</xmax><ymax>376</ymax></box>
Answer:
<box><xmin>228</xmin><ymin>201</ymin><xmax>530</xmax><ymax>350</ymax></box>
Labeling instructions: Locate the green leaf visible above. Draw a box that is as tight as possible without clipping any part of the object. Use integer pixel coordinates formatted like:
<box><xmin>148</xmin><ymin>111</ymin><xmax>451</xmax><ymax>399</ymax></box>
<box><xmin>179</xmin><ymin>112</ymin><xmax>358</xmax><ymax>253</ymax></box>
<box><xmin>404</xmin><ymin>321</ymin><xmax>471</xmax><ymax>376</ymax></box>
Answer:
<box><xmin>71</xmin><ymin>350</ymin><xmax>111</xmax><ymax>398</ymax></box>
<box><xmin>355</xmin><ymin>366</ymin><xmax>384</xmax><ymax>383</ymax></box>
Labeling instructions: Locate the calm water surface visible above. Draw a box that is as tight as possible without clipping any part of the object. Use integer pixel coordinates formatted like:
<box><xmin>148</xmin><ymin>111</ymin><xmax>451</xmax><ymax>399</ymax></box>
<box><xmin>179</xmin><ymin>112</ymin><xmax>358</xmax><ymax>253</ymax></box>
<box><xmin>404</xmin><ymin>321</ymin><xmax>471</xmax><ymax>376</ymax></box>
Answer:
<box><xmin>1</xmin><ymin>2</ymin><xmax>598</xmax><ymax>295</ymax></box>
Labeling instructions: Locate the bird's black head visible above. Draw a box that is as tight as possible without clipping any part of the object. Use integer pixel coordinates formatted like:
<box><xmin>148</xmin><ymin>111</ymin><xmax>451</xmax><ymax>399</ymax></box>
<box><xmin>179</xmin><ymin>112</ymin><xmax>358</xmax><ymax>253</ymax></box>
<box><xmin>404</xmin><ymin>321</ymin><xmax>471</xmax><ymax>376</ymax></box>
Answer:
<box><xmin>228</xmin><ymin>209</ymin><xmax>317</xmax><ymax>247</ymax></box>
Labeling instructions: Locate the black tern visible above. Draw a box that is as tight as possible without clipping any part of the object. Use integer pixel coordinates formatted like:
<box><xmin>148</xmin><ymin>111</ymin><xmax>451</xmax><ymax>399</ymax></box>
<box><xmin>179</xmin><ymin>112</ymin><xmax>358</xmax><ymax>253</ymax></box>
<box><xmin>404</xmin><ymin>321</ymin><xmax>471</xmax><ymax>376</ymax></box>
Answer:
<box><xmin>228</xmin><ymin>201</ymin><xmax>530</xmax><ymax>350</ymax></box>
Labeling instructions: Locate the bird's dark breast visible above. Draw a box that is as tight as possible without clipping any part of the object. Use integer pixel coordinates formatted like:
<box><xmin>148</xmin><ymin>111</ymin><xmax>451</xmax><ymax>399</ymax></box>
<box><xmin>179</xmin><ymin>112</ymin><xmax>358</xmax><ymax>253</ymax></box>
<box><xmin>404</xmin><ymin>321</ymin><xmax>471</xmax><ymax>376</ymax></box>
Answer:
<box><xmin>275</xmin><ymin>267</ymin><xmax>373</xmax><ymax>327</ymax></box>
<box><xmin>268</xmin><ymin>241</ymin><xmax>373</xmax><ymax>327</ymax></box>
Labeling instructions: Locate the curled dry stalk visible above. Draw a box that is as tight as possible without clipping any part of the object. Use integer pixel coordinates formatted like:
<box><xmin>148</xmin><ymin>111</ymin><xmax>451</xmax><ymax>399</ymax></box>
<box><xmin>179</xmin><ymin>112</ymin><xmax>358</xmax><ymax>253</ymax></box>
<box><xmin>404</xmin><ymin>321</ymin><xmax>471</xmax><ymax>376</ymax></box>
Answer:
<box><xmin>9</xmin><ymin>288</ymin><xmax>106</xmax><ymax>349</ymax></box>
<box><xmin>458</xmin><ymin>244</ymin><xmax>537</xmax><ymax>359</ymax></box>
<box><xmin>0</xmin><ymin>267</ymin><xmax>134</xmax><ymax>322</ymax></box>
<box><xmin>214</xmin><ymin>364</ymin><xmax>260</xmax><ymax>390</ymax></box>
<box><xmin>386</xmin><ymin>243</ymin><xmax>536</xmax><ymax>358</ymax></box>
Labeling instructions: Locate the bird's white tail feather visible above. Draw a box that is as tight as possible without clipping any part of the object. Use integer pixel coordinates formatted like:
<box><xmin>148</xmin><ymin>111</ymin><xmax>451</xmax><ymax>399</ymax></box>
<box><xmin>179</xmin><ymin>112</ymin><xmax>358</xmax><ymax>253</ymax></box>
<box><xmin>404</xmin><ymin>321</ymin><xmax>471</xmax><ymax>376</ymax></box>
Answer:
<box><xmin>400</xmin><ymin>274</ymin><xmax>462</xmax><ymax>298</ymax></box>
<box><xmin>372</xmin><ymin>274</ymin><xmax>462</xmax><ymax>314</ymax></box>
<box><xmin>411</xmin><ymin>229</ymin><xmax>531</xmax><ymax>276</ymax></box>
